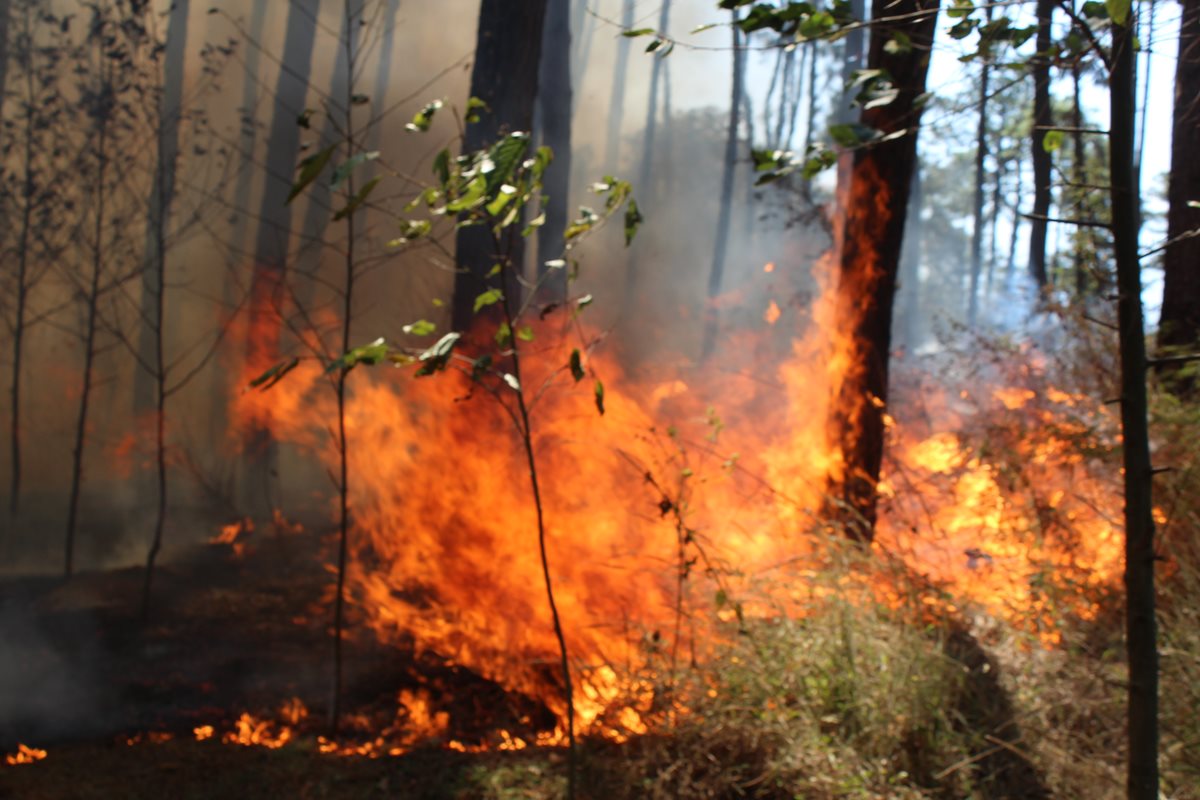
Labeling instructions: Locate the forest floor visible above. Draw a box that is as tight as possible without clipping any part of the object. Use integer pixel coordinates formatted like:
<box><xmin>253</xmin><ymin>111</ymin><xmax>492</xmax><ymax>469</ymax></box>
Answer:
<box><xmin>0</xmin><ymin>534</ymin><xmax>575</xmax><ymax>800</ymax></box>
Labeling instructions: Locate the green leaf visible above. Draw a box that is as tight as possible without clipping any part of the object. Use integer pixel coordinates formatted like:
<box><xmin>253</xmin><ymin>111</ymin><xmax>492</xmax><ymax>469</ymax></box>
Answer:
<box><xmin>465</xmin><ymin>96</ymin><xmax>488</xmax><ymax>123</ymax></box>
<box><xmin>415</xmin><ymin>332</ymin><xmax>461</xmax><ymax>376</ymax></box>
<box><xmin>403</xmin><ymin>320</ymin><xmax>437</xmax><ymax>336</ymax></box>
<box><xmin>485</xmin><ymin>183</ymin><xmax>518</xmax><ymax>217</ymax></box>
<box><xmin>691</xmin><ymin>23</ymin><xmax>718</xmax><ymax>33</ymax></box>
<box><xmin>406</xmin><ymin>99</ymin><xmax>444</xmax><ymax>132</ymax></box>
<box><xmin>249</xmin><ymin>357</ymin><xmax>300</xmax><ymax>390</ymax></box>
<box><xmin>389</xmin><ymin>218</ymin><xmax>432</xmax><ymax>246</ymax></box>
<box><xmin>516</xmin><ymin>325</ymin><xmax>534</xmax><ymax>342</ymax></box>
<box><xmin>645</xmin><ymin>39</ymin><xmax>663</xmax><ymax>53</ymax></box>
<box><xmin>327</xmin><ymin>337</ymin><xmax>389</xmax><ymax>374</ymax></box>
<box><xmin>485</xmin><ymin>133</ymin><xmax>530</xmax><ymax>195</ymax></box>
<box><xmin>569</xmin><ymin>349</ymin><xmax>585</xmax><ymax>382</ymax></box>
<box><xmin>287</xmin><ymin>145</ymin><xmax>336</xmax><ymax>205</ymax></box>
<box><xmin>296</xmin><ymin>108</ymin><xmax>314</xmax><ymax>129</ymax></box>
<box><xmin>433</xmin><ymin>148</ymin><xmax>451</xmax><ymax>186</ymax></box>
<box><xmin>622</xmin><ymin>27</ymin><xmax>656</xmax><ymax>37</ymax></box>
<box><xmin>1106</xmin><ymin>0</ymin><xmax>1129</xmax><ymax>25</ymax></box>
<box><xmin>624</xmin><ymin>198</ymin><xmax>643</xmax><ymax>246</ymax></box>
<box><xmin>594</xmin><ymin>379</ymin><xmax>606</xmax><ymax>416</ymax></box>
<box><xmin>446</xmin><ymin>175</ymin><xmax>487</xmax><ymax>212</ymax></box>
<box><xmin>577</xmin><ymin>294</ymin><xmax>594</xmax><ymax>310</ymax></box>
<box><xmin>473</xmin><ymin>288</ymin><xmax>503</xmax><ymax>313</ymax></box>
<box><xmin>333</xmin><ymin>176</ymin><xmax>381</xmax><ymax>221</ymax></box>
<box><xmin>495</xmin><ymin>322</ymin><xmax>512</xmax><ymax>347</ymax></box>
<box><xmin>884</xmin><ymin>31</ymin><xmax>912</xmax><ymax>54</ymax></box>
<box><xmin>1042</xmin><ymin>129</ymin><xmax>1064</xmax><ymax>153</ymax></box>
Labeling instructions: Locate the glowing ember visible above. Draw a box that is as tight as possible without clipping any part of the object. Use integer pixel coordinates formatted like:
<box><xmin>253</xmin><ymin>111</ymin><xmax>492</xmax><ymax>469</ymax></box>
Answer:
<box><xmin>764</xmin><ymin>300</ymin><xmax>782</xmax><ymax>325</ymax></box>
<box><xmin>211</xmin><ymin>517</ymin><xmax>253</xmax><ymax>557</ymax></box>
<box><xmin>5</xmin><ymin>744</ymin><xmax>47</xmax><ymax>765</ymax></box>
<box><xmin>193</xmin><ymin>725</ymin><xmax>215</xmax><ymax>741</ymax></box>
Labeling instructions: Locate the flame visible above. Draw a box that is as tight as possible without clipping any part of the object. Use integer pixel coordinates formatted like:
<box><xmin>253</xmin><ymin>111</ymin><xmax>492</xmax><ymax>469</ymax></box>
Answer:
<box><xmin>222</xmin><ymin>712</ymin><xmax>294</xmax><ymax>749</ymax></box>
<box><xmin>5</xmin><ymin>744</ymin><xmax>47</xmax><ymax>765</ymax></box>
<box><xmin>223</xmin><ymin>246</ymin><xmax>1126</xmax><ymax>737</ymax></box>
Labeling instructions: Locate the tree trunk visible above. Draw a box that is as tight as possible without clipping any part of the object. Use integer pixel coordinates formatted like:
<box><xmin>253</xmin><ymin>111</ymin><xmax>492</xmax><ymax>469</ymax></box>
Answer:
<box><xmin>1158</xmin><ymin>0</ymin><xmax>1200</xmax><ymax>387</ymax></box>
<box><xmin>536</xmin><ymin>0</ymin><xmax>572</xmax><ymax>303</ymax></box>
<box><xmin>623</xmin><ymin>0</ymin><xmax>671</xmax><ymax>307</ymax></box>
<box><xmin>1027</xmin><ymin>0</ymin><xmax>1054</xmax><ymax>290</ymax></box>
<box><xmin>966</xmin><ymin>4</ymin><xmax>990</xmax><ymax>326</ymax></box>
<box><xmin>65</xmin><ymin>59</ymin><xmax>114</xmax><ymax>578</ymax></box>
<box><xmin>450</xmin><ymin>0</ymin><xmax>549</xmax><ymax>331</ymax></box>
<box><xmin>897</xmin><ymin>159</ymin><xmax>923</xmax><ymax>350</ymax></box>
<box><xmin>700</xmin><ymin>9</ymin><xmax>744</xmax><ymax>358</ymax></box>
<box><xmin>1109</xmin><ymin>11</ymin><xmax>1158</xmax><ymax>799</ymax></box>
<box><xmin>139</xmin><ymin>0</ymin><xmax>188</xmax><ymax>616</ymax></box>
<box><xmin>824</xmin><ymin>0</ymin><xmax>939</xmax><ymax>541</ymax></box>
<box><xmin>242</xmin><ymin>0</ymin><xmax>319</xmax><ymax>514</ymax></box>
<box><xmin>838</xmin><ymin>0</ymin><xmax>867</xmax><ymax>124</ymax></box>
<box><xmin>602</xmin><ymin>0</ymin><xmax>634</xmax><ymax>173</ymax></box>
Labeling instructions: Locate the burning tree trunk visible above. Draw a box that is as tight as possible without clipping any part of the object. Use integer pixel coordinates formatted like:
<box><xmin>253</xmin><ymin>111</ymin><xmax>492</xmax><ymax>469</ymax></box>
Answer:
<box><xmin>1158</xmin><ymin>0</ymin><xmax>1200</xmax><ymax>392</ymax></box>
<box><xmin>536</xmin><ymin>0</ymin><xmax>572</xmax><ymax>303</ymax></box>
<box><xmin>700</xmin><ymin>8</ymin><xmax>744</xmax><ymax>358</ymax></box>
<box><xmin>243</xmin><ymin>0</ymin><xmax>319</xmax><ymax>513</ymax></box>
<box><xmin>824</xmin><ymin>0</ymin><xmax>939</xmax><ymax>541</ymax></box>
<box><xmin>450</xmin><ymin>0</ymin><xmax>549</xmax><ymax>331</ymax></box>
<box><xmin>1109</xmin><ymin>11</ymin><xmax>1158</xmax><ymax>798</ymax></box>
<box><xmin>1027</xmin><ymin>0</ymin><xmax>1054</xmax><ymax>291</ymax></box>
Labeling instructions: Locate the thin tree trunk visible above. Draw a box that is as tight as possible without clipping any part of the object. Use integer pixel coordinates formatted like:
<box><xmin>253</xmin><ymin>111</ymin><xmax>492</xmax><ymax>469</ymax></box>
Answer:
<box><xmin>1109</xmin><ymin>11</ymin><xmax>1158</xmax><ymax>798</ymax></box>
<box><xmin>985</xmin><ymin>142</ymin><xmax>1004</xmax><ymax>301</ymax></box>
<box><xmin>450</xmin><ymin>0</ymin><xmax>549</xmax><ymax>331</ymax></box>
<box><xmin>966</xmin><ymin>5</ymin><xmax>990</xmax><ymax>326</ymax></box>
<box><xmin>330</xmin><ymin>0</ymin><xmax>363</xmax><ymax>735</ymax></box>
<box><xmin>1158</xmin><ymin>0</ymin><xmax>1200</xmax><ymax>388</ymax></box>
<box><xmin>1070</xmin><ymin>60</ymin><xmax>1089</xmax><ymax>297</ymax></box>
<box><xmin>602</xmin><ymin>0</ymin><xmax>634</xmax><ymax>172</ymax></box>
<box><xmin>243</xmin><ymin>0</ymin><xmax>319</xmax><ymax>515</ymax></box>
<box><xmin>623</xmin><ymin>0</ymin><xmax>670</xmax><ymax>307</ymax></box>
<box><xmin>700</xmin><ymin>10</ymin><xmax>744</xmax><ymax>358</ymax></box>
<box><xmin>8</xmin><ymin>62</ymin><xmax>34</xmax><ymax>519</ymax></box>
<box><xmin>897</xmin><ymin>159</ymin><xmax>923</xmax><ymax>349</ymax></box>
<box><xmin>65</xmin><ymin>69</ymin><xmax>113</xmax><ymax>579</ymax></box>
<box><xmin>1027</xmin><ymin>0</ymin><xmax>1054</xmax><ymax>290</ymax></box>
<box><xmin>824</xmin><ymin>0</ymin><xmax>939</xmax><ymax>540</ymax></box>
<box><xmin>140</xmin><ymin>0</ymin><xmax>188</xmax><ymax>617</ymax></box>
<box><xmin>838</xmin><ymin>0</ymin><xmax>866</xmax><ymax>124</ymax></box>
<box><xmin>536</xmin><ymin>0</ymin><xmax>572</xmax><ymax>302</ymax></box>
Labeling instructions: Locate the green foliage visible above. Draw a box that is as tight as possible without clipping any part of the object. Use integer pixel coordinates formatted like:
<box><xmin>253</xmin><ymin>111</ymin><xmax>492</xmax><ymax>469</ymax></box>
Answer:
<box><xmin>287</xmin><ymin>145</ymin><xmax>336</xmax><ymax>205</ymax></box>
<box><xmin>406</xmin><ymin>98</ymin><xmax>443</xmax><ymax>132</ymax></box>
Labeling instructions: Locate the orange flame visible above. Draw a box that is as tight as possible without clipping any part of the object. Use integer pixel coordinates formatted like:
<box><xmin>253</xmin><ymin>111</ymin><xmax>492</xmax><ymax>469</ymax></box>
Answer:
<box><xmin>5</xmin><ymin>743</ymin><xmax>47</xmax><ymax>765</ymax></box>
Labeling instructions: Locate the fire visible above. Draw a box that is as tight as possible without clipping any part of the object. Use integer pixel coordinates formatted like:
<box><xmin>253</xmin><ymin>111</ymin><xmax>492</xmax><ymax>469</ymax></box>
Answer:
<box><xmin>5</xmin><ymin>743</ymin><xmax>47</xmax><ymax>765</ymax></box>
<box><xmin>225</xmin><ymin>248</ymin><xmax>1126</xmax><ymax>738</ymax></box>
<box><xmin>211</xmin><ymin>517</ymin><xmax>253</xmax><ymax>557</ymax></box>
<box><xmin>222</xmin><ymin>712</ymin><xmax>294</xmax><ymax>749</ymax></box>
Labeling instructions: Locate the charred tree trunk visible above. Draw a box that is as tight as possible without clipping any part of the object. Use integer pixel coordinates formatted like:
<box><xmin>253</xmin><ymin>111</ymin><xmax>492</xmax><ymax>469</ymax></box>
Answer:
<box><xmin>140</xmin><ymin>0</ymin><xmax>189</xmax><ymax>616</ymax></box>
<box><xmin>1027</xmin><ymin>0</ymin><xmax>1054</xmax><ymax>290</ymax></box>
<box><xmin>243</xmin><ymin>0</ymin><xmax>319</xmax><ymax>514</ymax></box>
<box><xmin>1158</xmin><ymin>0</ymin><xmax>1200</xmax><ymax>390</ymax></box>
<box><xmin>450</xmin><ymin>0</ymin><xmax>549</xmax><ymax>331</ymax></box>
<box><xmin>700</xmin><ymin>9</ymin><xmax>744</xmax><ymax>358</ymax></box>
<box><xmin>1109</xmin><ymin>12</ymin><xmax>1158</xmax><ymax>799</ymax></box>
<box><xmin>536</xmin><ymin>0</ymin><xmax>572</xmax><ymax>303</ymax></box>
<box><xmin>824</xmin><ymin>0</ymin><xmax>939</xmax><ymax>541</ymax></box>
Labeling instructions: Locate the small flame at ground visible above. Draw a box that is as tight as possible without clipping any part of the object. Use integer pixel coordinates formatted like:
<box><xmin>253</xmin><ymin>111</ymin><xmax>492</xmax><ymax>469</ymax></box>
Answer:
<box><xmin>5</xmin><ymin>744</ymin><xmax>47</xmax><ymax>765</ymax></box>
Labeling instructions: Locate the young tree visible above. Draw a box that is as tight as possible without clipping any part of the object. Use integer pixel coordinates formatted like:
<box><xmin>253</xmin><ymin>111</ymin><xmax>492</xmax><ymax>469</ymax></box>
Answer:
<box><xmin>450</xmin><ymin>0</ymin><xmax>549</xmax><ymax>331</ymax></box>
<box><xmin>4</xmin><ymin>1</ymin><xmax>70</xmax><ymax>518</ymax></box>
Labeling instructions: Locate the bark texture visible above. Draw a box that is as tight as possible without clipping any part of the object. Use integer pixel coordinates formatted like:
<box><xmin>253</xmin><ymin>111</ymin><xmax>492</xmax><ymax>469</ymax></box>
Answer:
<box><xmin>450</xmin><ymin>0</ymin><xmax>549</xmax><ymax>331</ymax></box>
<box><xmin>824</xmin><ymin>0</ymin><xmax>939</xmax><ymax>540</ymax></box>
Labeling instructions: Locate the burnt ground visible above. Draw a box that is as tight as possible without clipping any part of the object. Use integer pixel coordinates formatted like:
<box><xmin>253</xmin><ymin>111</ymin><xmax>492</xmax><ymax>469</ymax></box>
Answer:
<box><xmin>0</xmin><ymin>534</ymin><xmax>565</xmax><ymax>799</ymax></box>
